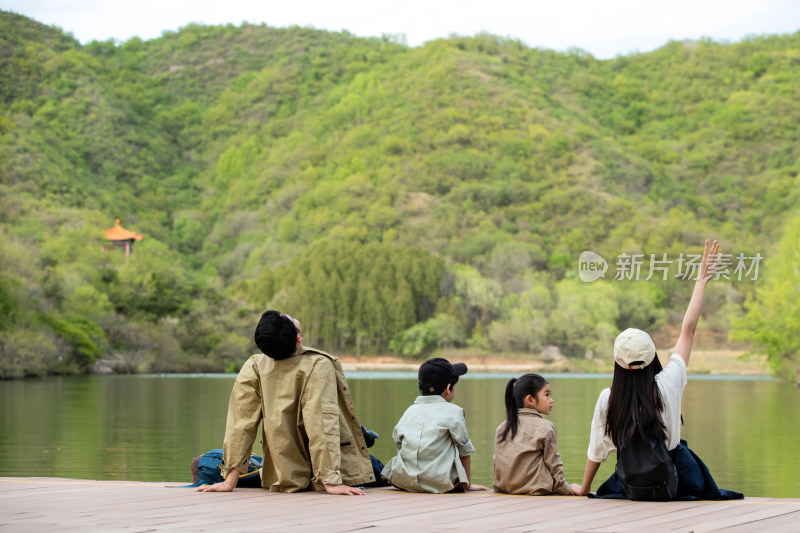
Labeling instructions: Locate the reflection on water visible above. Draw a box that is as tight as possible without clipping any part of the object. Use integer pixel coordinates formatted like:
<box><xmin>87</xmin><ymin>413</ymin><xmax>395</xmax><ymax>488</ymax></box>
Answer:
<box><xmin>0</xmin><ymin>373</ymin><xmax>797</xmax><ymax>497</ymax></box>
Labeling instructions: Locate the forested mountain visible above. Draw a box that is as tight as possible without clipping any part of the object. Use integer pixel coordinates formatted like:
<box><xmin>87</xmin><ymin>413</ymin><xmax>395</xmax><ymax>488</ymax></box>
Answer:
<box><xmin>1</xmin><ymin>10</ymin><xmax>798</xmax><ymax>378</ymax></box>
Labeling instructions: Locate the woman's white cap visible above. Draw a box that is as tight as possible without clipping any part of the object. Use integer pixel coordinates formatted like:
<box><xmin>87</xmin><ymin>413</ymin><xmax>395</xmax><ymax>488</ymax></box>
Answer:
<box><xmin>614</xmin><ymin>328</ymin><xmax>656</xmax><ymax>370</ymax></box>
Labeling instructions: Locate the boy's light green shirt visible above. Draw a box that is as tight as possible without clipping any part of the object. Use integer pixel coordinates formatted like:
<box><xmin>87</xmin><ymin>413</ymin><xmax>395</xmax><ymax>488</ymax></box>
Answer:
<box><xmin>381</xmin><ymin>395</ymin><xmax>475</xmax><ymax>493</ymax></box>
<box><xmin>220</xmin><ymin>346</ymin><xmax>375</xmax><ymax>492</ymax></box>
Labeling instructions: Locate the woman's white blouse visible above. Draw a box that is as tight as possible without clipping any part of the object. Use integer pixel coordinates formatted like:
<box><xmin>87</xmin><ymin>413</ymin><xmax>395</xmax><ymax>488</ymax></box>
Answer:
<box><xmin>587</xmin><ymin>354</ymin><xmax>688</xmax><ymax>463</ymax></box>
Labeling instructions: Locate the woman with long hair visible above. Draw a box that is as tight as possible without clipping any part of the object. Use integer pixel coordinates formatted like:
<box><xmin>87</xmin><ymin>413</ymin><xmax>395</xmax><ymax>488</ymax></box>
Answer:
<box><xmin>574</xmin><ymin>240</ymin><xmax>742</xmax><ymax>500</ymax></box>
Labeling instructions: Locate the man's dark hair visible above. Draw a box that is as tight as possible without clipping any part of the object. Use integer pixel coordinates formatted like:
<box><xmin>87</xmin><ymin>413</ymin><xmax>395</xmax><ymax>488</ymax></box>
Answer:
<box><xmin>254</xmin><ymin>310</ymin><xmax>297</xmax><ymax>360</ymax></box>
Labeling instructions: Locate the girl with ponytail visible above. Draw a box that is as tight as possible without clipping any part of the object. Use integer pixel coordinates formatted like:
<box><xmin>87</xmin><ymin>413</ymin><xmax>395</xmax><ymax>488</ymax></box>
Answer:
<box><xmin>493</xmin><ymin>374</ymin><xmax>579</xmax><ymax>495</ymax></box>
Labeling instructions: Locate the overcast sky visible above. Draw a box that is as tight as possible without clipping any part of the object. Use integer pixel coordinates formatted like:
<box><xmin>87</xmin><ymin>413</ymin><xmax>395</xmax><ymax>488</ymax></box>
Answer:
<box><xmin>3</xmin><ymin>0</ymin><xmax>799</xmax><ymax>59</ymax></box>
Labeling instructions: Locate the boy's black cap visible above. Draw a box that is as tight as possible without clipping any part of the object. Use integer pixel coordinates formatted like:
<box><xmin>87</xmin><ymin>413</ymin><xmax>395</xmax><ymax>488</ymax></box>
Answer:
<box><xmin>418</xmin><ymin>357</ymin><xmax>468</xmax><ymax>394</ymax></box>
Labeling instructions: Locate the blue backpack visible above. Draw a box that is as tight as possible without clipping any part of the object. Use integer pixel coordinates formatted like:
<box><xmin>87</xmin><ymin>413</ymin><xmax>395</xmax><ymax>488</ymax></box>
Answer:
<box><xmin>189</xmin><ymin>449</ymin><xmax>263</xmax><ymax>488</ymax></box>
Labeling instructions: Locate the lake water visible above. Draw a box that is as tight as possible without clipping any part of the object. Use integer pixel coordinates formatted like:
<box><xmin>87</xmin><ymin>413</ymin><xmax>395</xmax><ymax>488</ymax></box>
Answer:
<box><xmin>1</xmin><ymin>373</ymin><xmax>797</xmax><ymax>497</ymax></box>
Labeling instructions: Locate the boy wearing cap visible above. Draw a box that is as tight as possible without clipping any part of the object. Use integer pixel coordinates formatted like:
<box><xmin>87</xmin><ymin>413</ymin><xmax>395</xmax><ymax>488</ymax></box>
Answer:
<box><xmin>381</xmin><ymin>357</ymin><xmax>489</xmax><ymax>493</ymax></box>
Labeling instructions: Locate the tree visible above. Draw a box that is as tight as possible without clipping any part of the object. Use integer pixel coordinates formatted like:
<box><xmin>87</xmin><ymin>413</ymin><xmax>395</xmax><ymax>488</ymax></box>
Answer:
<box><xmin>548</xmin><ymin>279</ymin><xmax>620</xmax><ymax>357</ymax></box>
<box><xmin>249</xmin><ymin>240</ymin><xmax>444</xmax><ymax>353</ymax></box>
<box><xmin>389</xmin><ymin>313</ymin><xmax>466</xmax><ymax>356</ymax></box>
<box><xmin>731</xmin><ymin>213</ymin><xmax>800</xmax><ymax>382</ymax></box>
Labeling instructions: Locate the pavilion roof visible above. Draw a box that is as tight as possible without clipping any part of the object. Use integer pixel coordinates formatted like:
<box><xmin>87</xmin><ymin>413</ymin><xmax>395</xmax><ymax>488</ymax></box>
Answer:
<box><xmin>104</xmin><ymin>219</ymin><xmax>143</xmax><ymax>242</ymax></box>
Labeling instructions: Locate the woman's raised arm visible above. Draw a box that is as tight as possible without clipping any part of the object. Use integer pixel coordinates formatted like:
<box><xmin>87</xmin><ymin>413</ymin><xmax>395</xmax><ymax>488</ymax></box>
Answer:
<box><xmin>673</xmin><ymin>239</ymin><xmax>720</xmax><ymax>367</ymax></box>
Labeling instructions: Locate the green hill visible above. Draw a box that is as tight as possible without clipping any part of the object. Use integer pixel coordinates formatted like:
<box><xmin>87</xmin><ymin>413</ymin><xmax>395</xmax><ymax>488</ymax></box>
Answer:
<box><xmin>1</xmin><ymin>11</ymin><xmax>798</xmax><ymax>378</ymax></box>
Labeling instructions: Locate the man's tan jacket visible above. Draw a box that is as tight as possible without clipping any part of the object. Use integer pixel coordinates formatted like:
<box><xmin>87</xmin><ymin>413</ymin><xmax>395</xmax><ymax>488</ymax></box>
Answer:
<box><xmin>220</xmin><ymin>346</ymin><xmax>375</xmax><ymax>491</ymax></box>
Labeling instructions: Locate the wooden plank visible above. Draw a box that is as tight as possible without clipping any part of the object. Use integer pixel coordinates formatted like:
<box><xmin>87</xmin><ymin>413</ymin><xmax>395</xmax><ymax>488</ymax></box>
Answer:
<box><xmin>707</xmin><ymin>510</ymin><xmax>800</xmax><ymax>533</ymax></box>
<box><xmin>514</xmin><ymin>501</ymin><xmax>691</xmax><ymax>531</ymax></box>
<box><xmin>576</xmin><ymin>501</ymin><xmax>737</xmax><ymax>532</ymax></box>
<box><xmin>0</xmin><ymin>478</ymin><xmax>798</xmax><ymax>533</ymax></box>
<box><xmin>591</xmin><ymin>501</ymin><xmax>747</xmax><ymax>532</ymax></box>
<box><xmin>453</xmin><ymin>497</ymin><xmax>633</xmax><ymax>530</ymax></box>
<box><xmin>688</xmin><ymin>504</ymin><xmax>800</xmax><ymax>533</ymax></box>
<box><xmin>654</xmin><ymin>501</ymin><xmax>794</xmax><ymax>531</ymax></box>
<box><xmin>449</xmin><ymin>495</ymin><xmax>607</xmax><ymax>526</ymax></box>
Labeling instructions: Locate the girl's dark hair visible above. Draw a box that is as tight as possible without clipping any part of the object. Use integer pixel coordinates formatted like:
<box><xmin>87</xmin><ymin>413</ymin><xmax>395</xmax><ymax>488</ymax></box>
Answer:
<box><xmin>498</xmin><ymin>373</ymin><xmax>549</xmax><ymax>443</ymax></box>
<box><xmin>605</xmin><ymin>353</ymin><xmax>665</xmax><ymax>449</ymax></box>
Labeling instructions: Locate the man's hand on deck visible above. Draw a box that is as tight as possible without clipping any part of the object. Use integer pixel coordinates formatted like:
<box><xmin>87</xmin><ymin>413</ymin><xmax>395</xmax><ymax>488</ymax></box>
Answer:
<box><xmin>195</xmin><ymin>470</ymin><xmax>238</xmax><ymax>492</ymax></box>
<box><xmin>194</xmin><ymin>479</ymin><xmax>236</xmax><ymax>492</ymax></box>
<box><xmin>324</xmin><ymin>483</ymin><xmax>366</xmax><ymax>495</ymax></box>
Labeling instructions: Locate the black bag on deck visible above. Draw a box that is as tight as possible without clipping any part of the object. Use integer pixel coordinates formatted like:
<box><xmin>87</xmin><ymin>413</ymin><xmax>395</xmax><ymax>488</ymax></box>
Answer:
<box><xmin>189</xmin><ymin>448</ymin><xmax>262</xmax><ymax>488</ymax></box>
<box><xmin>616</xmin><ymin>432</ymin><xmax>678</xmax><ymax>501</ymax></box>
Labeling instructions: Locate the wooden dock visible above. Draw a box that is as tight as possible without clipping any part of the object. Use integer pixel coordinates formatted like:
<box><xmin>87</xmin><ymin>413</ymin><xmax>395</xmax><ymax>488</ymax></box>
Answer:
<box><xmin>1</xmin><ymin>477</ymin><xmax>798</xmax><ymax>532</ymax></box>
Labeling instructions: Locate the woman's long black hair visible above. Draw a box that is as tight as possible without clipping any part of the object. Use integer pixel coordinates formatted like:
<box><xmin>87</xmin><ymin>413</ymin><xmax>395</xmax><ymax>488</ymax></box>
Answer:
<box><xmin>605</xmin><ymin>353</ymin><xmax>666</xmax><ymax>449</ymax></box>
<box><xmin>498</xmin><ymin>373</ymin><xmax>549</xmax><ymax>443</ymax></box>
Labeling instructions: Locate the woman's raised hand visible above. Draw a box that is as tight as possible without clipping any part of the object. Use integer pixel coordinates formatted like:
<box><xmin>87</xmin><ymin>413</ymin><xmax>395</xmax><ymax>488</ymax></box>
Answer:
<box><xmin>698</xmin><ymin>239</ymin><xmax>721</xmax><ymax>284</ymax></box>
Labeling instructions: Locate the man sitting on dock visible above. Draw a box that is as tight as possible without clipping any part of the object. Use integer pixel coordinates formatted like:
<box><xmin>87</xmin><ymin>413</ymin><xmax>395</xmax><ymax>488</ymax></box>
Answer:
<box><xmin>195</xmin><ymin>310</ymin><xmax>376</xmax><ymax>495</ymax></box>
